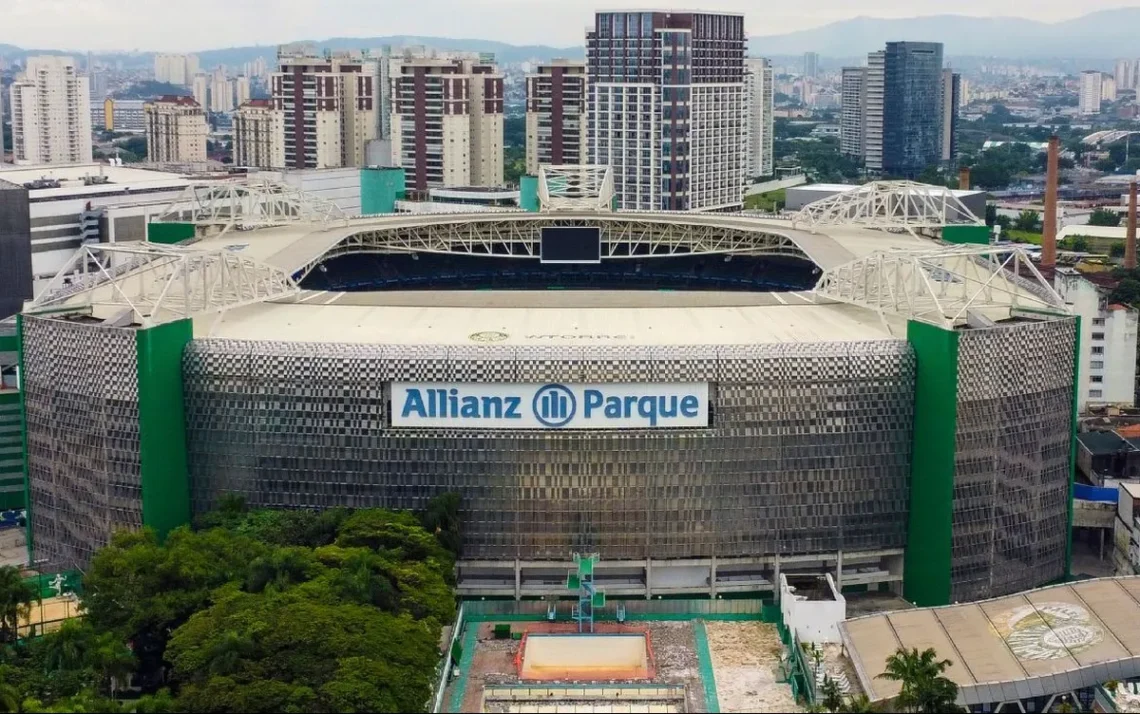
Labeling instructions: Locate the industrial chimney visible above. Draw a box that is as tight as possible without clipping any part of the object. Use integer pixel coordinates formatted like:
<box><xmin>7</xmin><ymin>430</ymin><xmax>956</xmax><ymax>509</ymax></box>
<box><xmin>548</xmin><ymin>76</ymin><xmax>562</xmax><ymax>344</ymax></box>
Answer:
<box><xmin>958</xmin><ymin>167</ymin><xmax>970</xmax><ymax>191</ymax></box>
<box><xmin>1127</xmin><ymin>181</ymin><xmax>1138</xmax><ymax>270</ymax></box>
<box><xmin>1042</xmin><ymin>135</ymin><xmax>1060</xmax><ymax>269</ymax></box>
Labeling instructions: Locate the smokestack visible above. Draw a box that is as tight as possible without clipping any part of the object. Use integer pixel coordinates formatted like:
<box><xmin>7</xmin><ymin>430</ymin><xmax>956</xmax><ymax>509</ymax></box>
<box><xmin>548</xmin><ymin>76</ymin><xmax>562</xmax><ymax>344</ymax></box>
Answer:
<box><xmin>1127</xmin><ymin>181</ymin><xmax>1138</xmax><ymax>270</ymax></box>
<box><xmin>1042</xmin><ymin>135</ymin><xmax>1060</xmax><ymax>269</ymax></box>
<box><xmin>958</xmin><ymin>167</ymin><xmax>970</xmax><ymax>191</ymax></box>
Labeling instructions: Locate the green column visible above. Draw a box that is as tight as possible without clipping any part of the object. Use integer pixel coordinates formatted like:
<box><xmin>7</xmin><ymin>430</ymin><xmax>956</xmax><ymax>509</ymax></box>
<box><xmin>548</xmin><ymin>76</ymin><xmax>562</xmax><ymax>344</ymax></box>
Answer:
<box><xmin>903</xmin><ymin>320</ymin><xmax>960</xmax><ymax>607</ymax></box>
<box><xmin>1065</xmin><ymin>316</ymin><xmax>1081</xmax><ymax>579</ymax></box>
<box><xmin>519</xmin><ymin>175</ymin><xmax>539</xmax><ymax>212</ymax></box>
<box><xmin>136</xmin><ymin>319</ymin><xmax>193</xmax><ymax>539</ymax></box>
<box><xmin>0</xmin><ymin>332</ymin><xmax>21</xmax><ymax>511</ymax></box>
<box><xmin>16</xmin><ymin>314</ymin><xmax>31</xmax><ymax>561</ymax></box>
<box><xmin>361</xmin><ymin>167</ymin><xmax>406</xmax><ymax>215</ymax></box>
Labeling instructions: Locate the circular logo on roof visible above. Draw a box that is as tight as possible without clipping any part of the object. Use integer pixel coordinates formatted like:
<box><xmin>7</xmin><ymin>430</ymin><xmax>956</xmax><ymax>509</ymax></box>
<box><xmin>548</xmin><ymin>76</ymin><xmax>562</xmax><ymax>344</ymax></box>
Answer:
<box><xmin>533</xmin><ymin>384</ymin><xmax>577</xmax><ymax>428</ymax></box>
<box><xmin>469</xmin><ymin>331</ymin><xmax>509</xmax><ymax>343</ymax></box>
<box><xmin>1002</xmin><ymin>602</ymin><xmax>1103</xmax><ymax>661</ymax></box>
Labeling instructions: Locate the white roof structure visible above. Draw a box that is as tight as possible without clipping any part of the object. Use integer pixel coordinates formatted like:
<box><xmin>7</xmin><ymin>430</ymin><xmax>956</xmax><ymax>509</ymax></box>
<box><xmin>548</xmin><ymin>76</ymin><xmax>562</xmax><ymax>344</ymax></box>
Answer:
<box><xmin>841</xmin><ymin>576</ymin><xmax>1140</xmax><ymax>707</ymax></box>
<box><xmin>1083</xmin><ymin>130</ymin><xmax>1140</xmax><ymax>145</ymax></box>
<box><xmin>792</xmin><ymin>181</ymin><xmax>984</xmax><ymax>234</ymax></box>
<box><xmin>537</xmin><ymin>165</ymin><xmax>615</xmax><ymax>212</ymax></box>
<box><xmin>155</xmin><ymin>177</ymin><xmax>349</xmax><ymax>237</ymax></box>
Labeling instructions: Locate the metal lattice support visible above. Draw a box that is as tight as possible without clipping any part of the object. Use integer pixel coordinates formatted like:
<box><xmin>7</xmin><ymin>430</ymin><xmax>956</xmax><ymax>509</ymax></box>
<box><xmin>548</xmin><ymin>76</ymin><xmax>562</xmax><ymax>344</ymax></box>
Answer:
<box><xmin>29</xmin><ymin>243</ymin><xmax>299</xmax><ymax>327</ymax></box>
<box><xmin>792</xmin><ymin>181</ymin><xmax>984</xmax><ymax>233</ymax></box>
<box><xmin>813</xmin><ymin>244</ymin><xmax>1068</xmax><ymax>328</ymax></box>
<box><xmin>156</xmin><ymin>177</ymin><xmax>348</xmax><ymax>234</ymax></box>
<box><xmin>296</xmin><ymin>214</ymin><xmax>809</xmax><ymax>281</ymax></box>
<box><xmin>538</xmin><ymin>165</ymin><xmax>615</xmax><ymax>212</ymax></box>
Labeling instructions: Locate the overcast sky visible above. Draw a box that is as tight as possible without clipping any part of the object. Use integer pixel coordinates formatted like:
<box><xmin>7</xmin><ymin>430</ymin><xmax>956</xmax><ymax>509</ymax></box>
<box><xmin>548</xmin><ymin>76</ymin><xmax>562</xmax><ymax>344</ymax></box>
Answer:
<box><xmin>2</xmin><ymin>0</ymin><xmax>1132</xmax><ymax>52</ymax></box>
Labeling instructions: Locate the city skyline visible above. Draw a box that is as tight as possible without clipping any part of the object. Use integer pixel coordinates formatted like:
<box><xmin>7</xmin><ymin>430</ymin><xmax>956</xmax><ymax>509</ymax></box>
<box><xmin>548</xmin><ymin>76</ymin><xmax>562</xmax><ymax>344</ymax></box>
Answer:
<box><xmin>1</xmin><ymin>0</ymin><xmax>1133</xmax><ymax>53</ymax></box>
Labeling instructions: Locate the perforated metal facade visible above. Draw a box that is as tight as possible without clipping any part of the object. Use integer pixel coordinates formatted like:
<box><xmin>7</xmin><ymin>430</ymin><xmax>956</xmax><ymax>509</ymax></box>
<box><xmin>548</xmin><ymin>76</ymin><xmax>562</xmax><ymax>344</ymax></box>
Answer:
<box><xmin>22</xmin><ymin>316</ymin><xmax>142</xmax><ymax>570</ymax></box>
<box><xmin>950</xmin><ymin>319</ymin><xmax>1077</xmax><ymax>602</ymax></box>
<box><xmin>183</xmin><ymin>339</ymin><xmax>916</xmax><ymax>561</ymax></box>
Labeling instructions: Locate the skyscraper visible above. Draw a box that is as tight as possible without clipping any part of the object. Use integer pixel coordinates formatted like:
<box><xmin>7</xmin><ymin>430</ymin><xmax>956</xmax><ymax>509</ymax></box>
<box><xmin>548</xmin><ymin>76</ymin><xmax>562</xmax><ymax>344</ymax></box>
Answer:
<box><xmin>191</xmin><ymin>74</ymin><xmax>208</xmax><ymax>110</ymax></box>
<box><xmin>9</xmin><ymin>56</ymin><xmax>92</xmax><ymax>165</ymax></box>
<box><xmin>1079</xmin><ymin>71</ymin><xmax>1102</xmax><ymax>115</ymax></box>
<box><xmin>144</xmin><ymin>96</ymin><xmax>208</xmax><ymax>163</ymax></box>
<box><xmin>1101</xmin><ymin>75</ymin><xmax>1117</xmax><ymax>103</ymax></box>
<box><xmin>803</xmin><ymin>51</ymin><xmax>820</xmax><ymax>79</ymax></box>
<box><xmin>840</xmin><ymin>67</ymin><xmax>866</xmax><ymax>158</ymax></box>
<box><xmin>390</xmin><ymin>57</ymin><xmax>504</xmax><ymax>190</ymax></box>
<box><xmin>587</xmin><ymin>10</ymin><xmax>746</xmax><ymax>211</ymax></box>
<box><xmin>525</xmin><ymin>60</ymin><xmax>587</xmax><ymax>175</ymax></box>
<box><xmin>271</xmin><ymin>47</ymin><xmax>383</xmax><ymax>170</ymax></box>
<box><xmin>744</xmin><ymin>58</ymin><xmax>774</xmax><ymax>179</ymax></box>
<box><xmin>234</xmin><ymin>76</ymin><xmax>251</xmax><ymax>108</ymax></box>
<box><xmin>940</xmin><ymin>69</ymin><xmax>960</xmax><ymax>164</ymax></box>
<box><xmin>863</xmin><ymin>51</ymin><xmax>885</xmax><ymax>173</ymax></box>
<box><xmin>210</xmin><ymin>78</ymin><xmax>234</xmax><ymax>113</ymax></box>
<box><xmin>153</xmin><ymin>54</ymin><xmax>199</xmax><ymax>87</ymax></box>
<box><xmin>233</xmin><ymin>99</ymin><xmax>283</xmax><ymax>168</ymax></box>
<box><xmin>881</xmin><ymin>41</ymin><xmax>943</xmax><ymax>177</ymax></box>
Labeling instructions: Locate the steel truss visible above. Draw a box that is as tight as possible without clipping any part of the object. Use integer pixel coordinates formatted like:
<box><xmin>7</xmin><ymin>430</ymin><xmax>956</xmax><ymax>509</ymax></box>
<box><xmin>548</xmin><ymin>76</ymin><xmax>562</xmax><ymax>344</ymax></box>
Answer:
<box><xmin>538</xmin><ymin>165</ymin><xmax>616</xmax><ymax>212</ymax></box>
<box><xmin>792</xmin><ymin>180</ymin><xmax>984</xmax><ymax>233</ymax></box>
<box><xmin>814</xmin><ymin>244</ymin><xmax>1068</xmax><ymax>328</ymax></box>
<box><xmin>296</xmin><ymin>214</ymin><xmax>808</xmax><ymax>281</ymax></box>
<box><xmin>30</xmin><ymin>243</ymin><xmax>299</xmax><ymax>327</ymax></box>
<box><xmin>156</xmin><ymin>177</ymin><xmax>348</xmax><ymax>235</ymax></box>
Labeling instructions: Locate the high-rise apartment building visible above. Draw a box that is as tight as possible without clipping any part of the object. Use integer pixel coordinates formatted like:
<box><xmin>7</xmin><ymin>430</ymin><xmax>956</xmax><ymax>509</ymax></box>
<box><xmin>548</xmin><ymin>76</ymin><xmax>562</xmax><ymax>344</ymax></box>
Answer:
<box><xmin>1115</xmin><ymin>59</ymin><xmax>1138</xmax><ymax>92</ymax></box>
<box><xmin>840</xmin><ymin>67</ymin><xmax>866</xmax><ymax>158</ymax></box>
<box><xmin>525</xmin><ymin>60</ymin><xmax>587</xmax><ymax>175</ymax></box>
<box><xmin>587</xmin><ymin>10</ymin><xmax>746</xmax><ymax>212</ymax></box>
<box><xmin>881</xmin><ymin>42</ymin><xmax>943</xmax><ymax>177</ymax></box>
<box><xmin>744</xmin><ymin>58</ymin><xmax>774</xmax><ymax>178</ymax></box>
<box><xmin>192</xmin><ymin>74</ymin><xmax>208</xmax><ymax>110</ymax></box>
<box><xmin>144</xmin><ymin>96</ymin><xmax>208</xmax><ymax>163</ymax></box>
<box><xmin>210</xmin><ymin>78</ymin><xmax>234</xmax><ymax>113</ymax></box>
<box><xmin>154</xmin><ymin>54</ymin><xmax>199</xmax><ymax>87</ymax></box>
<box><xmin>803</xmin><ymin>51</ymin><xmax>820</xmax><ymax>79</ymax></box>
<box><xmin>940</xmin><ymin>69</ymin><xmax>960</xmax><ymax>164</ymax></box>
<box><xmin>1080</xmin><ymin>71</ymin><xmax>1103</xmax><ymax>115</ymax></box>
<box><xmin>233</xmin><ymin>99</ymin><xmax>283</xmax><ymax>168</ymax></box>
<box><xmin>9</xmin><ymin>56</ymin><xmax>93</xmax><ymax>165</ymax></box>
<box><xmin>390</xmin><ymin>57</ymin><xmax>504</xmax><ymax>190</ymax></box>
<box><xmin>103</xmin><ymin>98</ymin><xmax>147</xmax><ymax>133</ymax></box>
<box><xmin>863</xmin><ymin>51</ymin><xmax>885</xmax><ymax>173</ymax></box>
<box><xmin>234</xmin><ymin>76</ymin><xmax>251</xmax><ymax>108</ymax></box>
<box><xmin>1101</xmin><ymin>75</ymin><xmax>1117</xmax><ymax>103</ymax></box>
<box><xmin>271</xmin><ymin>48</ymin><xmax>382</xmax><ymax>170</ymax></box>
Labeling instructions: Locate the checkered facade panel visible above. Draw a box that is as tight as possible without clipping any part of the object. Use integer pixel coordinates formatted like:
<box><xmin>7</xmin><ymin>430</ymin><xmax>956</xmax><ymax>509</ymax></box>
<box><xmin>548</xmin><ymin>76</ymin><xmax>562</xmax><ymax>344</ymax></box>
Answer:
<box><xmin>950</xmin><ymin>318</ymin><xmax>1077</xmax><ymax>602</ymax></box>
<box><xmin>22</xmin><ymin>317</ymin><xmax>141</xmax><ymax>571</ymax></box>
<box><xmin>183</xmin><ymin>339</ymin><xmax>916</xmax><ymax>561</ymax></box>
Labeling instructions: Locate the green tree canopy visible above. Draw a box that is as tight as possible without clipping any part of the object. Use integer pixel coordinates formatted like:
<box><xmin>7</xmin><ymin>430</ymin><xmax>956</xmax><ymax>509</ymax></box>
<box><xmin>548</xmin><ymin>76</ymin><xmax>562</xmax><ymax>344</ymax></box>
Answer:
<box><xmin>1014</xmin><ymin>210</ymin><xmax>1042</xmax><ymax>233</ymax></box>
<box><xmin>877</xmin><ymin>647</ymin><xmax>964</xmax><ymax>714</ymax></box>
<box><xmin>1089</xmin><ymin>208</ymin><xmax>1122</xmax><ymax>227</ymax></box>
<box><xmin>0</xmin><ymin>566</ymin><xmax>38</xmax><ymax>644</ymax></box>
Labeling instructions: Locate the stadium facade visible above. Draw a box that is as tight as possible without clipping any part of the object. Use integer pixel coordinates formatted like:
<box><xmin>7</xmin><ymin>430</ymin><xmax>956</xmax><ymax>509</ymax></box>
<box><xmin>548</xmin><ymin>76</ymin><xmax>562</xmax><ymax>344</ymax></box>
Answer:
<box><xmin>14</xmin><ymin>190</ymin><xmax>1077</xmax><ymax>607</ymax></box>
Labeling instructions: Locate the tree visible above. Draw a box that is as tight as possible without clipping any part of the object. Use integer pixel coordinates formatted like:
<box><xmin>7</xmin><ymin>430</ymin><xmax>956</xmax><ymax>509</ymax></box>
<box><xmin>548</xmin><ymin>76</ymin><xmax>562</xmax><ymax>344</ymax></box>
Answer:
<box><xmin>1110</xmin><ymin>277</ymin><xmax>1140</xmax><ymax>305</ymax></box>
<box><xmin>1014</xmin><ymin>210</ymin><xmax>1041</xmax><ymax>233</ymax></box>
<box><xmin>1068</xmin><ymin>236</ymin><xmax>1090</xmax><ymax>253</ymax></box>
<box><xmin>877</xmin><ymin>647</ymin><xmax>963</xmax><ymax>714</ymax></box>
<box><xmin>1089</xmin><ymin>208</ymin><xmax>1122</xmax><ymax>227</ymax></box>
<box><xmin>818</xmin><ymin>677</ymin><xmax>845</xmax><ymax>713</ymax></box>
<box><xmin>1111</xmin><ymin>242</ymin><xmax>1126</xmax><ymax>258</ymax></box>
<box><xmin>0</xmin><ymin>566</ymin><xmax>38</xmax><ymax>644</ymax></box>
<box><xmin>421</xmin><ymin>492</ymin><xmax>463</xmax><ymax>558</ymax></box>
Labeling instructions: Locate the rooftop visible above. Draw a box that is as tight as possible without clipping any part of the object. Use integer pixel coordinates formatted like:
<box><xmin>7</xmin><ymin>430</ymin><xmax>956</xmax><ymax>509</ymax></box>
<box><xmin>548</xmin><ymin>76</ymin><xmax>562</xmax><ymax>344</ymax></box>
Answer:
<box><xmin>1078</xmin><ymin>430</ymin><xmax>1135</xmax><ymax>456</ymax></box>
<box><xmin>0</xmin><ymin>163</ymin><xmax>189</xmax><ymax>196</ymax></box>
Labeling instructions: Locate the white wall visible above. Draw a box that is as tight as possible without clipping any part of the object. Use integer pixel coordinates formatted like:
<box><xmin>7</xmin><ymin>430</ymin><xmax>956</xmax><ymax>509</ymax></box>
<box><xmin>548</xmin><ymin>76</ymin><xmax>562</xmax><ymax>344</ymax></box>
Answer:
<box><xmin>269</xmin><ymin>168</ymin><xmax>362</xmax><ymax>217</ymax></box>
<box><xmin>1055</xmin><ymin>271</ymin><xmax>1138</xmax><ymax>410</ymax></box>
<box><xmin>780</xmin><ymin>573</ymin><xmax>847</xmax><ymax>644</ymax></box>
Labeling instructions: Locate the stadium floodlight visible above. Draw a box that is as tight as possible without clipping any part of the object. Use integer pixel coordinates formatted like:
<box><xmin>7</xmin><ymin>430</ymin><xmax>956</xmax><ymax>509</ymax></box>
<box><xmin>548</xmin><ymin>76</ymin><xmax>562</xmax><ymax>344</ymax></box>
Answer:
<box><xmin>792</xmin><ymin>180</ymin><xmax>984</xmax><ymax>234</ymax></box>
<box><xmin>538</xmin><ymin>165</ymin><xmax>615</xmax><ymax>212</ymax></box>
<box><xmin>813</xmin><ymin>244</ymin><xmax>1068</xmax><ymax>328</ymax></box>
<box><xmin>29</xmin><ymin>243</ymin><xmax>299</xmax><ymax>327</ymax></box>
<box><xmin>154</xmin><ymin>177</ymin><xmax>348</xmax><ymax>236</ymax></box>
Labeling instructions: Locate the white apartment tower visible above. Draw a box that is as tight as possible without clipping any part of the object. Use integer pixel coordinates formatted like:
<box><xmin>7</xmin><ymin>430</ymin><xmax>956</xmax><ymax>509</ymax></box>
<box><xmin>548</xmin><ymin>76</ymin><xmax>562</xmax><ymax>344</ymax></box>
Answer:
<box><xmin>390</xmin><ymin>57</ymin><xmax>505</xmax><ymax>190</ymax></box>
<box><xmin>587</xmin><ymin>11</ymin><xmax>747</xmax><ymax>211</ymax></box>
<box><xmin>1080</xmin><ymin>71</ymin><xmax>1103</xmax><ymax>115</ymax></box>
<box><xmin>271</xmin><ymin>48</ymin><xmax>383</xmax><ymax>169</ymax></box>
<box><xmin>233</xmin><ymin>99</ymin><xmax>284</xmax><ymax>168</ymax></box>
<box><xmin>840</xmin><ymin>67</ymin><xmax>865</xmax><ymax>158</ymax></box>
<box><xmin>1102</xmin><ymin>75</ymin><xmax>1118</xmax><ymax>103</ymax></box>
<box><xmin>9</xmin><ymin>56</ymin><xmax>93</xmax><ymax>165</ymax></box>
<box><xmin>210</xmin><ymin>78</ymin><xmax>234</xmax><ymax>113</ymax></box>
<box><xmin>234</xmin><ymin>76</ymin><xmax>251</xmax><ymax>108</ymax></box>
<box><xmin>191</xmin><ymin>75</ymin><xmax>209</xmax><ymax>110</ymax></box>
<box><xmin>863</xmin><ymin>51</ymin><xmax>885</xmax><ymax>173</ymax></box>
<box><xmin>1055</xmin><ymin>270</ymin><xmax>1138</xmax><ymax>410</ymax></box>
<box><xmin>525</xmin><ymin>60</ymin><xmax>588</xmax><ymax>175</ymax></box>
<box><xmin>144</xmin><ymin>96</ymin><xmax>208</xmax><ymax>163</ymax></box>
<box><xmin>154</xmin><ymin>54</ymin><xmax>199</xmax><ymax>87</ymax></box>
<box><xmin>744</xmin><ymin>58</ymin><xmax>774</xmax><ymax>179</ymax></box>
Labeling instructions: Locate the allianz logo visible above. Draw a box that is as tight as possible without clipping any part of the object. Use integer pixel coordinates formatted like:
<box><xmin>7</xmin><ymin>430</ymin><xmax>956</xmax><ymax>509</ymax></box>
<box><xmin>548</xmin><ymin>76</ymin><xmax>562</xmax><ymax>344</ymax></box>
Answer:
<box><xmin>399</xmin><ymin>384</ymin><xmax>702</xmax><ymax>427</ymax></box>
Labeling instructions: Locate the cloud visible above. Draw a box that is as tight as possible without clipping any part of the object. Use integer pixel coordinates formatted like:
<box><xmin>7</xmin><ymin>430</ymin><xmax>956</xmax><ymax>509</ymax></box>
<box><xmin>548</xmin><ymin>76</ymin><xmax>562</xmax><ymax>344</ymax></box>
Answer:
<box><xmin>0</xmin><ymin>0</ymin><xmax>1128</xmax><ymax>52</ymax></box>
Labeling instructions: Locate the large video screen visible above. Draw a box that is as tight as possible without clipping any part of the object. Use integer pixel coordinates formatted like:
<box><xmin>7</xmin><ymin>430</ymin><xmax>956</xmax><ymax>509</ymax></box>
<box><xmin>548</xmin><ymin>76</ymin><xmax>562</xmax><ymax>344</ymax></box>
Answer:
<box><xmin>540</xmin><ymin>227</ymin><xmax>602</xmax><ymax>264</ymax></box>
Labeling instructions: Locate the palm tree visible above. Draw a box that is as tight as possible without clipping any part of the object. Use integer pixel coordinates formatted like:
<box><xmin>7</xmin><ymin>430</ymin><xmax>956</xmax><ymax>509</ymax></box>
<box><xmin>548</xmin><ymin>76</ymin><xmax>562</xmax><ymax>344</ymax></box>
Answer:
<box><xmin>0</xmin><ymin>566</ymin><xmax>39</xmax><ymax>644</ymax></box>
<box><xmin>844</xmin><ymin>694</ymin><xmax>879</xmax><ymax>713</ymax></box>
<box><xmin>0</xmin><ymin>682</ymin><xmax>20</xmax><ymax>714</ymax></box>
<box><xmin>877</xmin><ymin>647</ymin><xmax>963</xmax><ymax>714</ymax></box>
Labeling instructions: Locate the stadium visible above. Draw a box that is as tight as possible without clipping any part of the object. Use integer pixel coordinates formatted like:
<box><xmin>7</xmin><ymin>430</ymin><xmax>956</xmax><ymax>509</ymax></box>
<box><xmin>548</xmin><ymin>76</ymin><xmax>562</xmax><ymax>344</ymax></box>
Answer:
<box><xmin>16</xmin><ymin>171</ymin><xmax>1077</xmax><ymax>609</ymax></box>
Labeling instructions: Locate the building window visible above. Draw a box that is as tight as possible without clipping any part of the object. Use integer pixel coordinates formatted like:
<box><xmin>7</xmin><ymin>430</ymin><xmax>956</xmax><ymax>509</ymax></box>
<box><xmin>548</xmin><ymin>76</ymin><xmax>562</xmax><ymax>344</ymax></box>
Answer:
<box><xmin>1092</xmin><ymin>346</ymin><xmax>1105</xmax><ymax>355</ymax></box>
<box><xmin>1092</xmin><ymin>332</ymin><xmax>1105</xmax><ymax>340</ymax></box>
<box><xmin>1091</xmin><ymin>361</ymin><xmax>1104</xmax><ymax>369</ymax></box>
<box><xmin>1090</xmin><ymin>389</ymin><xmax>1103</xmax><ymax>398</ymax></box>
<box><xmin>1091</xmin><ymin>375</ymin><xmax>1104</xmax><ymax>383</ymax></box>
<box><xmin>1093</xmin><ymin>318</ymin><xmax>1106</xmax><ymax>326</ymax></box>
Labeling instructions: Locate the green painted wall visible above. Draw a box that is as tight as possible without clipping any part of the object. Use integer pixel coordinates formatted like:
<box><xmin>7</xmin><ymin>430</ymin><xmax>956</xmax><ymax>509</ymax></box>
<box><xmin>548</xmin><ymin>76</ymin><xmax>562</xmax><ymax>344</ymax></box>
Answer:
<box><xmin>0</xmin><ymin>391</ymin><xmax>24</xmax><ymax>510</ymax></box>
<box><xmin>904</xmin><ymin>320</ymin><xmax>960</xmax><ymax>607</ymax></box>
<box><xmin>361</xmin><ymin>167</ymin><xmax>406</xmax><ymax>215</ymax></box>
<box><xmin>136</xmin><ymin>319</ymin><xmax>193</xmax><ymax>539</ymax></box>
<box><xmin>941</xmin><ymin>225</ymin><xmax>991</xmax><ymax>245</ymax></box>
<box><xmin>519</xmin><ymin>175</ymin><xmax>539</xmax><ymax>212</ymax></box>
<box><xmin>1065</xmin><ymin>316</ymin><xmax>1081</xmax><ymax>578</ymax></box>
<box><xmin>16</xmin><ymin>315</ymin><xmax>31</xmax><ymax>560</ymax></box>
<box><xmin>147</xmin><ymin>222</ymin><xmax>196</xmax><ymax>245</ymax></box>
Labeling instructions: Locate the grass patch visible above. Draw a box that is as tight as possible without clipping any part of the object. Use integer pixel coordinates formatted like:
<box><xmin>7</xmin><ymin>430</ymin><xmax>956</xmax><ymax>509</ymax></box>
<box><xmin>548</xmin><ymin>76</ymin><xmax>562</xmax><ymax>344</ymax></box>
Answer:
<box><xmin>744</xmin><ymin>188</ymin><xmax>786</xmax><ymax>212</ymax></box>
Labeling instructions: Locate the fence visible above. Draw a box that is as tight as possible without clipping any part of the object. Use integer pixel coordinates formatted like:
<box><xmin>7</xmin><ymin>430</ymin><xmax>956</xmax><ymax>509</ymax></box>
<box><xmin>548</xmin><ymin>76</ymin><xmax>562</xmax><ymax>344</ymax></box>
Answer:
<box><xmin>430</xmin><ymin>602</ymin><xmax>466</xmax><ymax>714</ymax></box>
<box><xmin>462</xmin><ymin>597</ymin><xmax>774</xmax><ymax>622</ymax></box>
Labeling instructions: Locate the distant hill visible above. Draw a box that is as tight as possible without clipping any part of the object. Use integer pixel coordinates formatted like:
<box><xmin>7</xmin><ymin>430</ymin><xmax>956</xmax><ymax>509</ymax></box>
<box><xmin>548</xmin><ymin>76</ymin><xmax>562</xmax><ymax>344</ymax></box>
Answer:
<box><xmin>747</xmin><ymin>8</ymin><xmax>1140</xmax><ymax>58</ymax></box>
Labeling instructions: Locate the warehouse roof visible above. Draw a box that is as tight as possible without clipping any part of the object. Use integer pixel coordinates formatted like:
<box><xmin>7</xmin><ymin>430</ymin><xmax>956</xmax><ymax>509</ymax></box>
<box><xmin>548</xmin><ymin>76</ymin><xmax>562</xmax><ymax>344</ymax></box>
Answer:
<box><xmin>841</xmin><ymin>576</ymin><xmax>1140</xmax><ymax>707</ymax></box>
